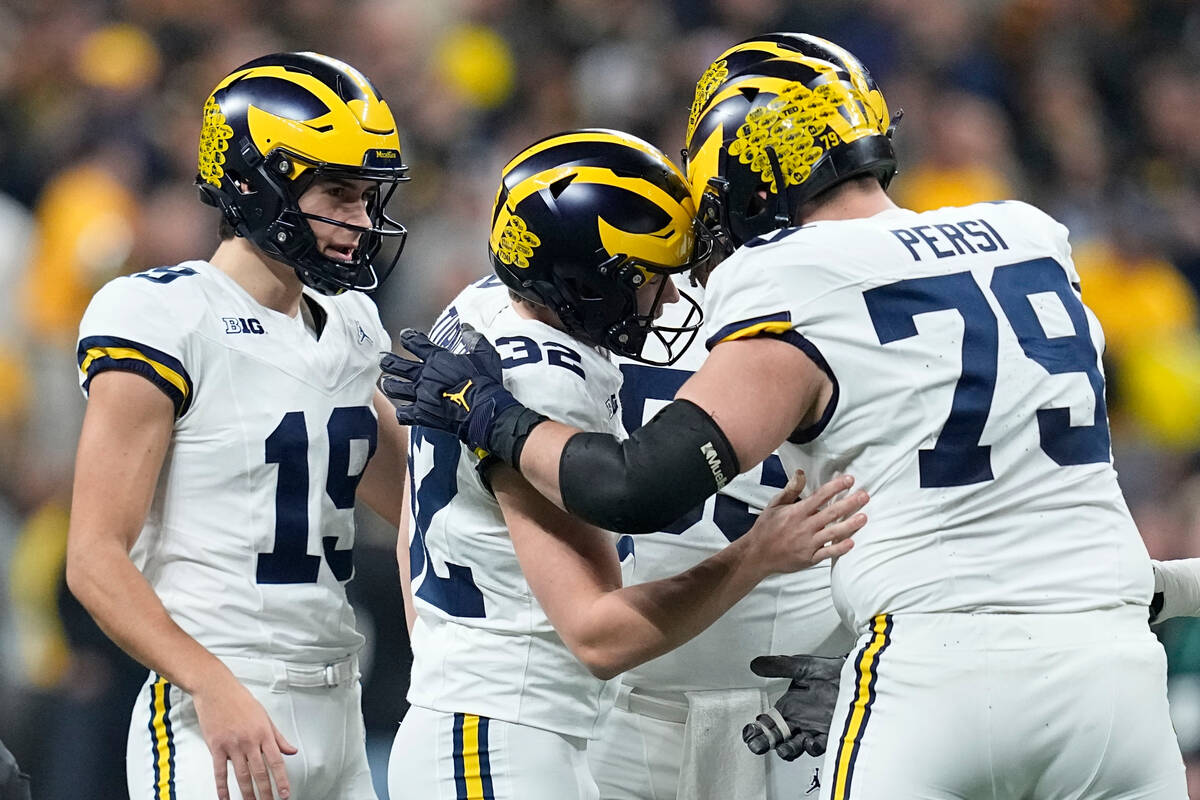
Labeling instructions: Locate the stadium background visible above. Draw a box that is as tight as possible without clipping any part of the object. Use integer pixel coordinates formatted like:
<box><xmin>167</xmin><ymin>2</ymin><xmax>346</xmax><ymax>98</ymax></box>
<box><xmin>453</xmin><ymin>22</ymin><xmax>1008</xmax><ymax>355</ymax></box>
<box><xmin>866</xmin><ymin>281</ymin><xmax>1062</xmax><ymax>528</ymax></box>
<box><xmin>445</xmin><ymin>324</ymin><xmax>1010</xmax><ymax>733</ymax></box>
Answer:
<box><xmin>2</xmin><ymin>0</ymin><xmax>1200</xmax><ymax>796</ymax></box>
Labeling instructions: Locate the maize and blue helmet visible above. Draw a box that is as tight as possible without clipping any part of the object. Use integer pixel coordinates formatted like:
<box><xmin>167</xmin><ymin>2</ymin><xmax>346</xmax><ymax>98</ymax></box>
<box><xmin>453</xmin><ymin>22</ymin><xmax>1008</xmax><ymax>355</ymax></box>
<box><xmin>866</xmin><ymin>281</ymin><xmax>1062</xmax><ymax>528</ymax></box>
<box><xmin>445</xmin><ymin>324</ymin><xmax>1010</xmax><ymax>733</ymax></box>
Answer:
<box><xmin>196</xmin><ymin>52</ymin><xmax>409</xmax><ymax>294</ymax></box>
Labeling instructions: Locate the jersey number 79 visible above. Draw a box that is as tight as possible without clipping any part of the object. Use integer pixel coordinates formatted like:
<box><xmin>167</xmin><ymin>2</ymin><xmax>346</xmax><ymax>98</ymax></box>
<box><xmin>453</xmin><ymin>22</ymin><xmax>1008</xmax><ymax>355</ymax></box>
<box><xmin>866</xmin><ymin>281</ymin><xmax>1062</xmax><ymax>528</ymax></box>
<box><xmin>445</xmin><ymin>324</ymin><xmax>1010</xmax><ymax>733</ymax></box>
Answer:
<box><xmin>864</xmin><ymin>257</ymin><xmax>1109</xmax><ymax>488</ymax></box>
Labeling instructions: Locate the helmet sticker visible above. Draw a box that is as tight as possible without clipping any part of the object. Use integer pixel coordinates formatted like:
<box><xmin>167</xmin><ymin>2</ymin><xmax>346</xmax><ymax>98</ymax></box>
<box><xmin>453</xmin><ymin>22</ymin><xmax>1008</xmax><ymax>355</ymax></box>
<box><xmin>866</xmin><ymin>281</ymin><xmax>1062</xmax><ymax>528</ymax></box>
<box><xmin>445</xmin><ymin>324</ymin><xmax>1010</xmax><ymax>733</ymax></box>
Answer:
<box><xmin>198</xmin><ymin>96</ymin><xmax>234</xmax><ymax>187</ymax></box>
<box><xmin>730</xmin><ymin>82</ymin><xmax>849</xmax><ymax>193</ymax></box>
<box><xmin>495</xmin><ymin>213</ymin><xmax>541</xmax><ymax>269</ymax></box>
<box><xmin>688</xmin><ymin>59</ymin><xmax>730</xmax><ymax>143</ymax></box>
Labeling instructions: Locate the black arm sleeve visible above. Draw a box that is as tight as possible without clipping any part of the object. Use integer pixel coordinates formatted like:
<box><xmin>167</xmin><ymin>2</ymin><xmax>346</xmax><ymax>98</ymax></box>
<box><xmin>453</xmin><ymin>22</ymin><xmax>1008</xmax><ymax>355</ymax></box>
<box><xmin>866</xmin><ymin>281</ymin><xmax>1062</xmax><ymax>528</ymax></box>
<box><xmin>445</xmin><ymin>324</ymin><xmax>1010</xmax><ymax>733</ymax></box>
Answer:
<box><xmin>558</xmin><ymin>399</ymin><xmax>741</xmax><ymax>534</ymax></box>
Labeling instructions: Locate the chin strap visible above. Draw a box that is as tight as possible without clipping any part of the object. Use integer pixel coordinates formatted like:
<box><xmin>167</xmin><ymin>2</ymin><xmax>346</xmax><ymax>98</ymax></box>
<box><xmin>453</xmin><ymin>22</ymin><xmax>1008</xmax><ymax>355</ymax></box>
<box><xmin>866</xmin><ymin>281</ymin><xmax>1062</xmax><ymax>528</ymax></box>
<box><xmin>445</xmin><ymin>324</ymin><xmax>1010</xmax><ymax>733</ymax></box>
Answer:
<box><xmin>764</xmin><ymin>146</ymin><xmax>792</xmax><ymax>229</ymax></box>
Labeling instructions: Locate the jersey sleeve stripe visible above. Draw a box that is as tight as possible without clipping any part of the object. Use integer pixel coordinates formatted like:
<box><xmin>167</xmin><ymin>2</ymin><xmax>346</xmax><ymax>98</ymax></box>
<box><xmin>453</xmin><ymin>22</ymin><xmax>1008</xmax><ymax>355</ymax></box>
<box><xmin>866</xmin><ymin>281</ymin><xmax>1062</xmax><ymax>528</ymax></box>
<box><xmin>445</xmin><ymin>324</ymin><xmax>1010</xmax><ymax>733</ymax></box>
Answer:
<box><xmin>77</xmin><ymin>336</ymin><xmax>193</xmax><ymax>417</ymax></box>
<box><xmin>831</xmin><ymin>614</ymin><xmax>892</xmax><ymax>800</ymax></box>
<box><xmin>147</xmin><ymin>674</ymin><xmax>178</xmax><ymax>800</ymax></box>
<box><xmin>704</xmin><ymin>312</ymin><xmax>793</xmax><ymax>349</ymax></box>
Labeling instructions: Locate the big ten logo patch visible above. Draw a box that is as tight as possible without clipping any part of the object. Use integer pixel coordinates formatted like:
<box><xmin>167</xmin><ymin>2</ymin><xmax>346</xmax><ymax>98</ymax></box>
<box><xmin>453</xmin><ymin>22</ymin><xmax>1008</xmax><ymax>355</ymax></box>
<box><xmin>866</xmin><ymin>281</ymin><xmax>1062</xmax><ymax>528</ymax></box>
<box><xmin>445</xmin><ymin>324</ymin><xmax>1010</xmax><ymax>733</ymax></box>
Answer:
<box><xmin>223</xmin><ymin>317</ymin><xmax>265</xmax><ymax>335</ymax></box>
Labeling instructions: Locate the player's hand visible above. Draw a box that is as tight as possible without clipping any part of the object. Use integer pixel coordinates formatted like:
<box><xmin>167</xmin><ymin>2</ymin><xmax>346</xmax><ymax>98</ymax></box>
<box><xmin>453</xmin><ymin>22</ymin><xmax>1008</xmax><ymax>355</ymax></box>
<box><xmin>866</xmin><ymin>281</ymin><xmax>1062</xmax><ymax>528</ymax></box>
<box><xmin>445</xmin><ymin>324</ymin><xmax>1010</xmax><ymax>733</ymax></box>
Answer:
<box><xmin>742</xmin><ymin>654</ymin><xmax>845</xmax><ymax>760</ymax></box>
<box><xmin>746</xmin><ymin>470</ymin><xmax>867</xmax><ymax>574</ymax></box>
<box><xmin>192</xmin><ymin>669</ymin><xmax>296</xmax><ymax>800</ymax></box>
<box><xmin>379</xmin><ymin>327</ymin><xmax>524</xmax><ymax>454</ymax></box>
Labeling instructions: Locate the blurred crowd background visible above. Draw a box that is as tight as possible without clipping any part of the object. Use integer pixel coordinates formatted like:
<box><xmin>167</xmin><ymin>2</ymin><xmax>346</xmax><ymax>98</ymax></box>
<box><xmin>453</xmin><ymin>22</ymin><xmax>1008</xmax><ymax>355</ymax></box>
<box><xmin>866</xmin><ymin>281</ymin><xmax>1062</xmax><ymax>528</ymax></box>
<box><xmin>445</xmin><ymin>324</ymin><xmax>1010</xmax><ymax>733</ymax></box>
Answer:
<box><xmin>3</xmin><ymin>0</ymin><xmax>1200</xmax><ymax>796</ymax></box>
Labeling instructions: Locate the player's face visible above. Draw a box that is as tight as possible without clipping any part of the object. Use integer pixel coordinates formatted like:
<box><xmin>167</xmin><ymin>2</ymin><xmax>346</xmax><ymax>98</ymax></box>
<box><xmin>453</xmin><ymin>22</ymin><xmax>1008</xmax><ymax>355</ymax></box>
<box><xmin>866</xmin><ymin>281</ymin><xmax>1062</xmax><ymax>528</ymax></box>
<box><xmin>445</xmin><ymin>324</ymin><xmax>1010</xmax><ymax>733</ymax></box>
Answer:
<box><xmin>637</xmin><ymin>272</ymin><xmax>680</xmax><ymax>319</ymax></box>
<box><xmin>297</xmin><ymin>177</ymin><xmax>379</xmax><ymax>263</ymax></box>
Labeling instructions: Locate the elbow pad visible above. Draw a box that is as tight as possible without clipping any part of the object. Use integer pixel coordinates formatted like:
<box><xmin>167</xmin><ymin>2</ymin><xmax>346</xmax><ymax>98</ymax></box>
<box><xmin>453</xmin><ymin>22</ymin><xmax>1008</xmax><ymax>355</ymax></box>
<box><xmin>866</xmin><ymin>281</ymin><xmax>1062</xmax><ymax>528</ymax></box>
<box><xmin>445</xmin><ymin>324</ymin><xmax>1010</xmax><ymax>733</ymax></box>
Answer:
<box><xmin>559</xmin><ymin>400</ymin><xmax>740</xmax><ymax>534</ymax></box>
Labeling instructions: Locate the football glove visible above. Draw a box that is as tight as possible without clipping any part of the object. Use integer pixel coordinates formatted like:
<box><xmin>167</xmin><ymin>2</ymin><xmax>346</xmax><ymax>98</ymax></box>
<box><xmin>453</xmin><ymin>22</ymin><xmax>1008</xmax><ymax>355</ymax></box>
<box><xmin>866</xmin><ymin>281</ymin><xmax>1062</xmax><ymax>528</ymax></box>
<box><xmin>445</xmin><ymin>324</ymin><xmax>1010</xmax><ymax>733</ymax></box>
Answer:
<box><xmin>379</xmin><ymin>327</ymin><xmax>544</xmax><ymax>465</ymax></box>
<box><xmin>742</xmin><ymin>654</ymin><xmax>844</xmax><ymax>761</ymax></box>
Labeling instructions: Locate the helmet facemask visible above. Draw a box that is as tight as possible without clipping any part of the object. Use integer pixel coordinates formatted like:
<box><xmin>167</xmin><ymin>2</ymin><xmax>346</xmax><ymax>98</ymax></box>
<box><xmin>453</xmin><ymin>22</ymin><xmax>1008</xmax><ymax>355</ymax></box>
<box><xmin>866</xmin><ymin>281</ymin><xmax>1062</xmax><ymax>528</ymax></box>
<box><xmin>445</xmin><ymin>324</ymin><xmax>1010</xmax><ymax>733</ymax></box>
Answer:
<box><xmin>591</xmin><ymin>223</ymin><xmax>712</xmax><ymax>365</ymax></box>
<box><xmin>228</xmin><ymin>149</ymin><xmax>409</xmax><ymax>295</ymax></box>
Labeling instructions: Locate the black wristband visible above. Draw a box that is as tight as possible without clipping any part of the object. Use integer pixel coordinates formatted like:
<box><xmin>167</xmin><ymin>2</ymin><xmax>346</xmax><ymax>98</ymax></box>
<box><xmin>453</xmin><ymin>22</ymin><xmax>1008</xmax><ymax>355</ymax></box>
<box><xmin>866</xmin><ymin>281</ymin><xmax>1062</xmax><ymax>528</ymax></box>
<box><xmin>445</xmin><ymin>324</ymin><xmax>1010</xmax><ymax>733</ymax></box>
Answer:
<box><xmin>488</xmin><ymin>405</ymin><xmax>549</xmax><ymax>468</ymax></box>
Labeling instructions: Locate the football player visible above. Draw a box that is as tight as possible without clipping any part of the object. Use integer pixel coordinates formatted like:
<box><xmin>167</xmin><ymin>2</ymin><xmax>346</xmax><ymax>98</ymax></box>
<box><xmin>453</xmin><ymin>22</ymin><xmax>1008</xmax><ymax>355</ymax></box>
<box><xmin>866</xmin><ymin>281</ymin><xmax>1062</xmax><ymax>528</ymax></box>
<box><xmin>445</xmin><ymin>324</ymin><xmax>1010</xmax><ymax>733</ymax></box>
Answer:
<box><xmin>67</xmin><ymin>53</ymin><xmax>410</xmax><ymax>800</ymax></box>
<box><xmin>380</xmin><ymin>36</ymin><xmax>1189</xmax><ymax>799</ymax></box>
<box><xmin>585</xmin><ymin>34</ymin><xmax>858</xmax><ymax>800</ymax></box>
<box><xmin>383</xmin><ymin>129</ymin><xmax>868</xmax><ymax>800</ymax></box>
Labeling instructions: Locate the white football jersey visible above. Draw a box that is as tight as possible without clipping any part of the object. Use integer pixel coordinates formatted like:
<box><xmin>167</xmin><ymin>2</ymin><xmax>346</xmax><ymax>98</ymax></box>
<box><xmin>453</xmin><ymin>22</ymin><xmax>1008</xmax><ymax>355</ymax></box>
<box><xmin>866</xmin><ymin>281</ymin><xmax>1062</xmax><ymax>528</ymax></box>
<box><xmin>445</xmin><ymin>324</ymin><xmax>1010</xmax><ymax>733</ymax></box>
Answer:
<box><xmin>77</xmin><ymin>260</ymin><xmax>388</xmax><ymax>663</ymax></box>
<box><xmin>703</xmin><ymin>202</ymin><xmax>1153</xmax><ymax>632</ymax></box>
<box><xmin>613</xmin><ymin>278</ymin><xmax>852</xmax><ymax>693</ymax></box>
<box><xmin>406</xmin><ymin>276</ymin><xmax>625</xmax><ymax>740</ymax></box>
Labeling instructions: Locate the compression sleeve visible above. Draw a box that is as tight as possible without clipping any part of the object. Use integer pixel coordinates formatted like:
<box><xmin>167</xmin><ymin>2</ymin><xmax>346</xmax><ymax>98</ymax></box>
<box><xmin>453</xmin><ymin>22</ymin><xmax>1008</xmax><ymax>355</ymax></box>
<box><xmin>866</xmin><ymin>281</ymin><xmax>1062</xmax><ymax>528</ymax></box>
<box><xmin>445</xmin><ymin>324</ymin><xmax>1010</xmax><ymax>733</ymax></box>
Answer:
<box><xmin>558</xmin><ymin>399</ymin><xmax>740</xmax><ymax>534</ymax></box>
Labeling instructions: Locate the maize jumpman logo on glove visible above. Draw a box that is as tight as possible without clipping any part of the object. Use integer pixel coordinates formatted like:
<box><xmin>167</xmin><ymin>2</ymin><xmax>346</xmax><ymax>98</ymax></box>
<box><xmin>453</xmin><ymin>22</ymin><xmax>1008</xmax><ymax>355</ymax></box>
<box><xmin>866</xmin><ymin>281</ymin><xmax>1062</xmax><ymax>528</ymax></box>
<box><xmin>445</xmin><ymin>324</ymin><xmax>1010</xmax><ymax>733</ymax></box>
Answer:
<box><xmin>742</xmin><ymin>654</ymin><xmax>845</xmax><ymax>761</ymax></box>
<box><xmin>378</xmin><ymin>327</ymin><xmax>547</xmax><ymax>467</ymax></box>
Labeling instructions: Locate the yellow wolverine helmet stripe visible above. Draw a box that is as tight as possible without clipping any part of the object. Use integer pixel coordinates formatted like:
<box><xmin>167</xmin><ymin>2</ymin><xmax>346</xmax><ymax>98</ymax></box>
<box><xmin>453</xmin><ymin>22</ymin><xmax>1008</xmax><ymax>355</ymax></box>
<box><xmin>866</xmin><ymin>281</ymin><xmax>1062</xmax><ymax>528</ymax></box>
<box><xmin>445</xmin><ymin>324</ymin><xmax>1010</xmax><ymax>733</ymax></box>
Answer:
<box><xmin>687</xmin><ymin>67</ymin><xmax>890</xmax><ymax>211</ymax></box>
<box><xmin>490</xmin><ymin>165</ymin><xmax>697</xmax><ymax>278</ymax></box>
<box><xmin>500</xmin><ymin>129</ymin><xmax>674</xmax><ymax>178</ymax></box>
<box><xmin>206</xmin><ymin>61</ymin><xmax>400</xmax><ymax>179</ymax></box>
<box><xmin>687</xmin><ymin>39</ymin><xmax>823</xmax><ymax>143</ymax></box>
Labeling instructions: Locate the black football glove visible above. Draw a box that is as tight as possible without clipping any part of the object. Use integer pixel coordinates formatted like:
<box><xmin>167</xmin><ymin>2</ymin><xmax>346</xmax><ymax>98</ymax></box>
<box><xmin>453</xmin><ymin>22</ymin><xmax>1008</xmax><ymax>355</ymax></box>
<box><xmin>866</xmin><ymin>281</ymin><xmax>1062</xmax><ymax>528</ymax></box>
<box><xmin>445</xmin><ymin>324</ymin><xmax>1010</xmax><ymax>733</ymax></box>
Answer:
<box><xmin>742</xmin><ymin>654</ymin><xmax>844</xmax><ymax>761</ymax></box>
<box><xmin>379</xmin><ymin>327</ymin><xmax>545</xmax><ymax>465</ymax></box>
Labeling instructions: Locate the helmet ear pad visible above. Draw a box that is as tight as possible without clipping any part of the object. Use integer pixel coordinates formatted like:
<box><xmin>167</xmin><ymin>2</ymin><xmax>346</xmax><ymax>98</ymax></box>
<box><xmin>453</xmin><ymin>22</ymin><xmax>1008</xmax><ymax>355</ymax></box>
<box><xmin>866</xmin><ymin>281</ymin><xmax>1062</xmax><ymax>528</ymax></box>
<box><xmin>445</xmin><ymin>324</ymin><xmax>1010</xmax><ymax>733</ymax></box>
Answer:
<box><xmin>198</xmin><ymin>151</ymin><xmax>336</xmax><ymax>285</ymax></box>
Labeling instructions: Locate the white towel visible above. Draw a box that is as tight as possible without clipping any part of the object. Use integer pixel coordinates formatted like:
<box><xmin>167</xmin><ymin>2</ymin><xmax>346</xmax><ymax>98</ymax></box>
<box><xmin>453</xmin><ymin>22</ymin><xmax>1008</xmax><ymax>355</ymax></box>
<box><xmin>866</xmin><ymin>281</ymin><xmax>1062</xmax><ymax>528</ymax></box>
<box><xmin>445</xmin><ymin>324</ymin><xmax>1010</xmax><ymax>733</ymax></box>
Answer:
<box><xmin>677</xmin><ymin>688</ymin><xmax>768</xmax><ymax>800</ymax></box>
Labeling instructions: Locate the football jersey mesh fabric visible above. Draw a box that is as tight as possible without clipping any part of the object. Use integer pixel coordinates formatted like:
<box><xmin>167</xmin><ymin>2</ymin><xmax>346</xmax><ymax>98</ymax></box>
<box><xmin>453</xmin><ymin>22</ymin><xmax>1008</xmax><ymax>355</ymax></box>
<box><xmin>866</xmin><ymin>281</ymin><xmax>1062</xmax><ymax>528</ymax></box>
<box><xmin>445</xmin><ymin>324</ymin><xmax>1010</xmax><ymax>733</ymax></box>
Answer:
<box><xmin>405</xmin><ymin>278</ymin><xmax>624</xmax><ymax>739</ymax></box>
<box><xmin>702</xmin><ymin>202</ymin><xmax>1153</xmax><ymax>632</ymax></box>
<box><xmin>77</xmin><ymin>260</ymin><xmax>389</xmax><ymax>663</ymax></box>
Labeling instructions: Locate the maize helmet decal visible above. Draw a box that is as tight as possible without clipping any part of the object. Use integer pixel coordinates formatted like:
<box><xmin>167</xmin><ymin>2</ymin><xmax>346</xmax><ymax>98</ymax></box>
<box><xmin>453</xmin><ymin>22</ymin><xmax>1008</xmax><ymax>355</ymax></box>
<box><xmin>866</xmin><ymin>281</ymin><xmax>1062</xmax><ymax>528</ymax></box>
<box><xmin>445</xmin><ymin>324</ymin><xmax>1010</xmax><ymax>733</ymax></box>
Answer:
<box><xmin>685</xmin><ymin>36</ymin><xmax>898</xmax><ymax>251</ymax></box>
<box><xmin>687</xmin><ymin>32</ymin><xmax>830</xmax><ymax>146</ymax></box>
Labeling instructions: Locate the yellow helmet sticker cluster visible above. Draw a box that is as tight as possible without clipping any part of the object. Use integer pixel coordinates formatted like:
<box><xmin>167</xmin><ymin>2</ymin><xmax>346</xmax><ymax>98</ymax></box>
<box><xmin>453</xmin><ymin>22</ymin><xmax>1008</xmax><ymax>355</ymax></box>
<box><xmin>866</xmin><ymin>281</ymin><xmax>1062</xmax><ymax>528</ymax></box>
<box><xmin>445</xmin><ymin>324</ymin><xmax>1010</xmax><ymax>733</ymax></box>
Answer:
<box><xmin>198</xmin><ymin>96</ymin><xmax>234</xmax><ymax>186</ymax></box>
<box><xmin>727</xmin><ymin>77</ymin><xmax>887</xmax><ymax>193</ymax></box>
<box><xmin>687</xmin><ymin>59</ymin><xmax>729</xmax><ymax>144</ymax></box>
<box><xmin>494</xmin><ymin>213</ymin><xmax>540</xmax><ymax>269</ymax></box>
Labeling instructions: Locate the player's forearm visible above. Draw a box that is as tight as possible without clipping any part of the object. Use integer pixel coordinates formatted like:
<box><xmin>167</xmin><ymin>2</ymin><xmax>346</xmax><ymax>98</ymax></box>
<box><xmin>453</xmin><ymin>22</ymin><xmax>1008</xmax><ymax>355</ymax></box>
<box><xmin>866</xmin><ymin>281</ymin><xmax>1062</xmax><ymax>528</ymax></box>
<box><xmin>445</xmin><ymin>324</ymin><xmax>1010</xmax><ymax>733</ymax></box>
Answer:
<box><xmin>514</xmin><ymin>420</ymin><xmax>575</xmax><ymax>509</ymax></box>
<box><xmin>359</xmin><ymin>391</ymin><xmax>408</xmax><ymax>528</ymax></box>
<box><xmin>569</xmin><ymin>535</ymin><xmax>770</xmax><ymax>679</ymax></box>
<box><xmin>1151</xmin><ymin>558</ymin><xmax>1200</xmax><ymax>624</ymax></box>
<box><xmin>397</xmin><ymin>479</ymin><xmax>417</xmax><ymax>636</ymax></box>
<box><xmin>358</xmin><ymin>460</ymin><xmax>405</xmax><ymax>528</ymax></box>
<box><xmin>65</xmin><ymin>536</ymin><xmax>233</xmax><ymax>693</ymax></box>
